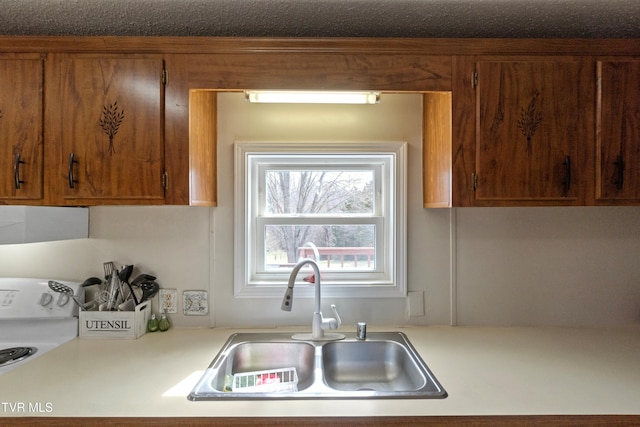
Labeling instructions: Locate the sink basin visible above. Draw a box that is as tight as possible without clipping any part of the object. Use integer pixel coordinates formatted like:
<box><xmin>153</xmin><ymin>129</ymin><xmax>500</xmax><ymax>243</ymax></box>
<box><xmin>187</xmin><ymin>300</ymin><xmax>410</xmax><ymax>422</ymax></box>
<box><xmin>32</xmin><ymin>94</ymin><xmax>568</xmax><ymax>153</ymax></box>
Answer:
<box><xmin>322</xmin><ymin>341</ymin><xmax>429</xmax><ymax>392</ymax></box>
<box><xmin>188</xmin><ymin>332</ymin><xmax>447</xmax><ymax>400</ymax></box>
<box><xmin>213</xmin><ymin>341</ymin><xmax>316</xmax><ymax>392</ymax></box>
<box><xmin>189</xmin><ymin>336</ymin><xmax>316</xmax><ymax>398</ymax></box>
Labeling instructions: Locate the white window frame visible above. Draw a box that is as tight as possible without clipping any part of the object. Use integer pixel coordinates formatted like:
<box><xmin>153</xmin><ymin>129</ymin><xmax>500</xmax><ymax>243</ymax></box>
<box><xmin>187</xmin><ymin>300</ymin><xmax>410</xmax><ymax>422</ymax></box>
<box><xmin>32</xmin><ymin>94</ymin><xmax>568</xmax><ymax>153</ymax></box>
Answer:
<box><xmin>234</xmin><ymin>141</ymin><xmax>407</xmax><ymax>299</ymax></box>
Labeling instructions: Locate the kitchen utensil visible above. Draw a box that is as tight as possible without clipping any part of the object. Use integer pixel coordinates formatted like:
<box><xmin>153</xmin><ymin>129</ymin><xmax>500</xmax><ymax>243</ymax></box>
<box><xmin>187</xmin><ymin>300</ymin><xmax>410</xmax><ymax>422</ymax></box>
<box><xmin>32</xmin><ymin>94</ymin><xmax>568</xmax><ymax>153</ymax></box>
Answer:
<box><xmin>81</xmin><ymin>277</ymin><xmax>103</xmax><ymax>287</ymax></box>
<box><xmin>118</xmin><ymin>298</ymin><xmax>135</xmax><ymax>311</ymax></box>
<box><xmin>48</xmin><ymin>281</ymin><xmax>88</xmax><ymax>311</ymax></box>
<box><xmin>78</xmin><ymin>277</ymin><xmax>103</xmax><ymax>311</ymax></box>
<box><xmin>103</xmin><ymin>261</ymin><xmax>115</xmax><ymax>281</ymax></box>
<box><xmin>115</xmin><ymin>268</ymin><xmax>126</xmax><ymax>303</ymax></box>
<box><xmin>94</xmin><ymin>290</ymin><xmax>111</xmax><ymax>305</ymax></box>
<box><xmin>129</xmin><ymin>274</ymin><xmax>157</xmax><ymax>304</ymax></box>
<box><xmin>118</xmin><ymin>265</ymin><xmax>138</xmax><ymax>305</ymax></box>
<box><xmin>130</xmin><ymin>274</ymin><xmax>156</xmax><ymax>287</ymax></box>
<box><xmin>118</xmin><ymin>265</ymin><xmax>134</xmax><ymax>284</ymax></box>
<box><xmin>140</xmin><ymin>281</ymin><xmax>159</xmax><ymax>303</ymax></box>
<box><xmin>105</xmin><ymin>271</ymin><xmax>121</xmax><ymax>311</ymax></box>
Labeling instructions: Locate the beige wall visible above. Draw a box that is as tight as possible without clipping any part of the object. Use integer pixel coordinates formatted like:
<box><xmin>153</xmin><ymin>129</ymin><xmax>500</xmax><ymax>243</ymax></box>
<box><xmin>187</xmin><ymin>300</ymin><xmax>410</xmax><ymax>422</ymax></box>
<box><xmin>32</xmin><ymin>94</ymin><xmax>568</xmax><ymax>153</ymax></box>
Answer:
<box><xmin>1</xmin><ymin>93</ymin><xmax>639</xmax><ymax>328</ymax></box>
<box><xmin>211</xmin><ymin>93</ymin><xmax>446</xmax><ymax>328</ymax></box>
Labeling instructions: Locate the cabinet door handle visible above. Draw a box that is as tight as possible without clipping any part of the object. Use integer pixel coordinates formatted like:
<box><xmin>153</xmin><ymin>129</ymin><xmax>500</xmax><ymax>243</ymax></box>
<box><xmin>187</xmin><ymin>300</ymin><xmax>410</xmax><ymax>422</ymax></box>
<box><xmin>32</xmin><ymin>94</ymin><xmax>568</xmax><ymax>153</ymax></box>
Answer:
<box><xmin>614</xmin><ymin>154</ymin><xmax>625</xmax><ymax>191</ymax></box>
<box><xmin>562</xmin><ymin>156</ymin><xmax>571</xmax><ymax>196</ymax></box>
<box><xmin>13</xmin><ymin>153</ymin><xmax>26</xmax><ymax>189</ymax></box>
<box><xmin>68</xmin><ymin>152</ymin><xmax>78</xmax><ymax>189</ymax></box>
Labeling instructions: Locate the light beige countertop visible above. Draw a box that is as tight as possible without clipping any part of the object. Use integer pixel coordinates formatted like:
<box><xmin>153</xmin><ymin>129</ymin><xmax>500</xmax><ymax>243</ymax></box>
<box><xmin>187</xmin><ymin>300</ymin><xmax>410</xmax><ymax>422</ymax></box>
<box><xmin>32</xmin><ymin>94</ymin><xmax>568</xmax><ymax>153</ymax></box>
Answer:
<box><xmin>1</xmin><ymin>325</ymin><xmax>640</xmax><ymax>418</ymax></box>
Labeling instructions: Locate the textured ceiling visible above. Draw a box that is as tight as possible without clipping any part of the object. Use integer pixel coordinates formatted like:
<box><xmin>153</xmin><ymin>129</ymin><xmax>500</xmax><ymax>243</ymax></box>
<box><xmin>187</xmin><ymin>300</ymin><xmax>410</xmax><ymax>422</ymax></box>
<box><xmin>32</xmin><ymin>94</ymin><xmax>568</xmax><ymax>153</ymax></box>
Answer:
<box><xmin>0</xmin><ymin>0</ymin><xmax>638</xmax><ymax>38</ymax></box>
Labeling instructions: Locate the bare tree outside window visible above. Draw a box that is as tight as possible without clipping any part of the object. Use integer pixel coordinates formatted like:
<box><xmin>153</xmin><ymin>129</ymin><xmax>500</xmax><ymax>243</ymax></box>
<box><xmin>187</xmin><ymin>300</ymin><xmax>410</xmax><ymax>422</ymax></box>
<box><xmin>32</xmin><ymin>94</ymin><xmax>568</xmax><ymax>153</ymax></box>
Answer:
<box><xmin>236</xmin><ymin>143</ymin><xmax>405</xmax><ymax>298</ymax></box>
<box><xmin>264</xmin><ymin>170</ymin><xmax>375</xmax><ymax>268</ymax></box>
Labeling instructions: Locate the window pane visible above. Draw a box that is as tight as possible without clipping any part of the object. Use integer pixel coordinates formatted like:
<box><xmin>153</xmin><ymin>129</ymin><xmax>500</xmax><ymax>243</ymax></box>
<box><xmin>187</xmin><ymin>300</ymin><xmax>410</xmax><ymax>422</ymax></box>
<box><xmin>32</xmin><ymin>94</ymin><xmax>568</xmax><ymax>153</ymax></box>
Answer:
<box><xmin>264</xmin><ymin>224</ymin><xmax>375</xmax><ymax>271</ymax></box>
<box><xmin>265</xmin><ymin>170</ymin><xmax>374</xmax><ymax>215</ymax></box>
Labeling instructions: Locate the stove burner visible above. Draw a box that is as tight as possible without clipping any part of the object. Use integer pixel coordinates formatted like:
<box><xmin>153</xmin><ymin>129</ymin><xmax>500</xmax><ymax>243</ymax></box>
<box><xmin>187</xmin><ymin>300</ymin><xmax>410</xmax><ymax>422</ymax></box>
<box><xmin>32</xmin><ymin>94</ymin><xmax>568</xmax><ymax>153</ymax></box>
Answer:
<box><xmin>0</xmin><ymin>347</ymin><xmax>37</xmax><ymax>367</ymax></box>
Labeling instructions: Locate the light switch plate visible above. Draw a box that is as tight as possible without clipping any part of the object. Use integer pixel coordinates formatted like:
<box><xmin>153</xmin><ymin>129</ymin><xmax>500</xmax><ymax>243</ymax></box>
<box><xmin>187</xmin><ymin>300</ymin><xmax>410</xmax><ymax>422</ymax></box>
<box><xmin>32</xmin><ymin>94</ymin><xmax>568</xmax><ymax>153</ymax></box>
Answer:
<box><xmin>183</xmin><ymin>290</ymin><xmax>209</xmax><ymax>316</ymax></box>
<box><xmin>159</xmin><ymin>288</ymin><xmax>178</xmax><ymax>314</ymax></box>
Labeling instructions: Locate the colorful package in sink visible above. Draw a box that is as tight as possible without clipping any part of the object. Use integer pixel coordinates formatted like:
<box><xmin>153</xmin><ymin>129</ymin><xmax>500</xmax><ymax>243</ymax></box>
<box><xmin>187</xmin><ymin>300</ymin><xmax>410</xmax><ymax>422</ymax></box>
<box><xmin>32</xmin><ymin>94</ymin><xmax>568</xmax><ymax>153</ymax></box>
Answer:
<box><xmin>231</xmin><ymin>367</ymin><xmax>299</xmax><ymax>393</ymax></box>
<box><xmin>256</xmin><ymin>372</ymin><xmax>281</xmax><ymax>385</ymax></box>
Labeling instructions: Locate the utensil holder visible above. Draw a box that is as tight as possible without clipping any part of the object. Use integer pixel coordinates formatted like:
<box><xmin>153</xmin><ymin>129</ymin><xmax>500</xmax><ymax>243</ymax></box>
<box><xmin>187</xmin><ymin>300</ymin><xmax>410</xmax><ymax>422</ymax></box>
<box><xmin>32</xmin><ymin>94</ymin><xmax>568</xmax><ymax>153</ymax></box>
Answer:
<box><xmin>79</xmin><ymin>300</ymin><xmax>151</xmax><ymax>339</ymax></box>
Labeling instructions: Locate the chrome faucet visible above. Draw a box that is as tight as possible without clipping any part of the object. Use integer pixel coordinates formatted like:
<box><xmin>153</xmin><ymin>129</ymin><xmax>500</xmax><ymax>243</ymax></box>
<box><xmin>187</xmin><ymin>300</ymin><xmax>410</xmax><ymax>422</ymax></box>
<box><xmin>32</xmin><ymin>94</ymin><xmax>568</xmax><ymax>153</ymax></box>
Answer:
<box><xmin>281</xmin><ymin>258</ymin><xmax>343</xmax><ymax>341</ymax></box>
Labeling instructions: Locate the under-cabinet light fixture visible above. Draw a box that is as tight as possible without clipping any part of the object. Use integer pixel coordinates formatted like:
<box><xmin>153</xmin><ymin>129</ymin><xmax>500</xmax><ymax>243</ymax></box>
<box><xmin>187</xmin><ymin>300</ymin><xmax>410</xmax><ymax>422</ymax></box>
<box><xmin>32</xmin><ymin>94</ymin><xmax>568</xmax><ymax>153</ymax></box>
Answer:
<box><xmin>244</xmin><ymin>90</ymin><xmax>381</xmax><ymax>104</ymax></box>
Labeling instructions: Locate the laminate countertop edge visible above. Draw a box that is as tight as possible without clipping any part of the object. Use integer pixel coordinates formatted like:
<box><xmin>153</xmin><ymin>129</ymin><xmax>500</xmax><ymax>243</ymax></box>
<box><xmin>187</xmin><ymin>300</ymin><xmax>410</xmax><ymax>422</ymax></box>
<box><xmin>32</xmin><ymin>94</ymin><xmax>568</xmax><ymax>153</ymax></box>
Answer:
<box><xmin>1</xmin><ymin>325</ymin><xmax>639</xmax><ymax>420</ymax></box>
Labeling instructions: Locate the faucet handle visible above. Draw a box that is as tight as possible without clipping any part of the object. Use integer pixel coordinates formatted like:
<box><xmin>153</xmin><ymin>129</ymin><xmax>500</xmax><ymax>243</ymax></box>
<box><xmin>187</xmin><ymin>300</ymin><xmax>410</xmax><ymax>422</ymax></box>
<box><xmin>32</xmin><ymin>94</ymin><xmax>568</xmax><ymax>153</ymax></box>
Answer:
<box><xmin>330</xmin><ymin>304</ymin><xmax>342</xmax><ymax>329</ymax></box>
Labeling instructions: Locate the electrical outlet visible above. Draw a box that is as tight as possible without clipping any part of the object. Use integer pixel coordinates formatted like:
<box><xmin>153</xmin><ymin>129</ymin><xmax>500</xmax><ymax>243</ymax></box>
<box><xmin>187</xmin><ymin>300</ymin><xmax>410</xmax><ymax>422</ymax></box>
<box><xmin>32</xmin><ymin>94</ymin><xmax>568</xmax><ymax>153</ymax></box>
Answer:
<box><xmin>159</xmin><ymin>288</ymin><xmax>178</xmax><ymax>314</ymax></box>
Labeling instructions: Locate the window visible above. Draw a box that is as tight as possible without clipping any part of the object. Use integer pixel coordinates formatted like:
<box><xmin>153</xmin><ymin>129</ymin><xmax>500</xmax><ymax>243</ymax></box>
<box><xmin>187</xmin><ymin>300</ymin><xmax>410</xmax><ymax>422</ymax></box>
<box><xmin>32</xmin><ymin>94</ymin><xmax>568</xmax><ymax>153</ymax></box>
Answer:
<box><xmin>234</xmin><ymin>141</ymin><xmax>406</xmax><ymax>298</ymax></box>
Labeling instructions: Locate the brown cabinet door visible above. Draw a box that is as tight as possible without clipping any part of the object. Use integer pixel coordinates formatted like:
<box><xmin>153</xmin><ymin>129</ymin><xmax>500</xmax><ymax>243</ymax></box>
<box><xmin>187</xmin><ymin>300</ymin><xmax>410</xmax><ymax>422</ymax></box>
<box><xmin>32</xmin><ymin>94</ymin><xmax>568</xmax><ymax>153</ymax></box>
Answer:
<box><xmin>474</xmin><ymin>59</ymin><xmax>589</xmax><ymax>205</ymax></box>
<box><xmin>46</xmin><ymin>56</ymin><xmax>165</xmax><ymax>204</ymax></box>
<box><xmin>596</xmin><ymin>60</ymin><xmax>640</xmax><ymax>203</ymax></box>
<box><xmin>0</xmin><ymin>59</ymin><xmax>43</xmax><ymax>202</ymax></box>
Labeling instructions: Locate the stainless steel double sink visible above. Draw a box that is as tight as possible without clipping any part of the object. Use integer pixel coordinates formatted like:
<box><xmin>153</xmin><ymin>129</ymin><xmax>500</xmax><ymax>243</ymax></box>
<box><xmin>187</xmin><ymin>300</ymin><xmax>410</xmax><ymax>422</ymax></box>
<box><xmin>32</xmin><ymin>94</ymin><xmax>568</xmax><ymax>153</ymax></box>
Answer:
<box><xmin>188</xmin><ymin>331</ymin><xmax>447</xmax><ymax>400</ymax></box>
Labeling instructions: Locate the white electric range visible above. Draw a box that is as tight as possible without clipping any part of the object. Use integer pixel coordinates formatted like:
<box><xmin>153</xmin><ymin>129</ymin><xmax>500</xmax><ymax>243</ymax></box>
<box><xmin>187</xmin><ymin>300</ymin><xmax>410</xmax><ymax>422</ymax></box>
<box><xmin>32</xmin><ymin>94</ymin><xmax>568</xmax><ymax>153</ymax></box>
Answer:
<box><xmin>0</xmin><ymin>278</ymin><xmax>84</xmax><ymax>375</ymax></box>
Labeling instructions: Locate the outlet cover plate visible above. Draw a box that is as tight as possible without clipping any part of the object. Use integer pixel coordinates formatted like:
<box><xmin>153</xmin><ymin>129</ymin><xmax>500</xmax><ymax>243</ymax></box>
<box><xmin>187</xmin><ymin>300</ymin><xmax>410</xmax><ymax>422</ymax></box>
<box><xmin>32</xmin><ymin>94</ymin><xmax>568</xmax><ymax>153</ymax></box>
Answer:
<box><xmin>159</xmin><ymin>288</ymin><xmax>178</xmax><ymax>314</ymax></box>
<box><xmin>183</xmin><ymin>290</ymin><xmax>209</xmax><ymax>316</ymax></box>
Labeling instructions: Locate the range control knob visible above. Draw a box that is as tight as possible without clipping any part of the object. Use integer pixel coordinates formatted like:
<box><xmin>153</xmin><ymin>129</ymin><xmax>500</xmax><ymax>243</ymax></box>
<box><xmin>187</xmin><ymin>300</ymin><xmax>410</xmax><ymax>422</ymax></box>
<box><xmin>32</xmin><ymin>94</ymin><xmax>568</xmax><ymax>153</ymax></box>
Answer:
<box><xmin>56</xmin><ymin>293</ymin><xmax>70</xmax><ymax>307</ymax></box>
<box><xmin>39</xmin><ymin>292</ymin><xmax>54</xmax><ymax>307</ymax></box>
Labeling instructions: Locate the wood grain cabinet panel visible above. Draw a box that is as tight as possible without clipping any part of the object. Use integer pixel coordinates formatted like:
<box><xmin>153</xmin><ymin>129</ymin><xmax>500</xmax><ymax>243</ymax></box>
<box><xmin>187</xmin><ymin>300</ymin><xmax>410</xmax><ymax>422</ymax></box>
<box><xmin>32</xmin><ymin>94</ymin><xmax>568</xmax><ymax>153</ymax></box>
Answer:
<box><xmin>473</xmin><ymin>59</ymin><xmax>593</xmax><ymax>205</ymax></box>
<box><xmin>165</xmin><ymin>53</ymin><xmax>452</xmax><ymax>206</ymax></box>
<box><xmin>45</xmin><ymin>55</ymin><xmax>165</xmax><ymax>205</ymax></box>
<box><xmin>439</xmin><ymin>57</ymin><xmax>595</xmax><ymax>207</ymax></box>
<box><xmin>0</xmin><ymin>58</ymin><xmax>43</xmax><ymax>203</ymax></box>
<box><xmin>596</xmin><ymin>59</ymin><xmax>640</xmax><ymax>204</ymax></box>
<box><xmin>423</xmin><ymin>92</ymin><xmax>453</xmax><ymax>208</ymax></box>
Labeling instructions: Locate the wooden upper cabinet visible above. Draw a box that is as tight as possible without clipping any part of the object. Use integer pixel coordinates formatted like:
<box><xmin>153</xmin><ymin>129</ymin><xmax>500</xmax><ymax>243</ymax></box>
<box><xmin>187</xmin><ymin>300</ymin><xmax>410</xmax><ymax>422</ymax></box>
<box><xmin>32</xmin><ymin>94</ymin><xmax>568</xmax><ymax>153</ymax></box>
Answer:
<box><xmin>0</xmin><ymin>58</ymin><xmax>44</xmax><ymax>202</ymax></box>
<box><xmin>472</xmin><ymin>59</ymin><xmax>593</xmax><ymax>205</ymax></box>
<box><xmin>45</xmin><ymin>55</ymin><xmax>165</xmax><ymax>205</ymax></box>
<box><xmin>165</xmin><ymin>52</ymin><xmax>452</xmax><ymax>206</ymax></box>
<box><xmin>596</xmin><ymin>60</ymin><xmax>640</xmax><ymax>203</ymax></box>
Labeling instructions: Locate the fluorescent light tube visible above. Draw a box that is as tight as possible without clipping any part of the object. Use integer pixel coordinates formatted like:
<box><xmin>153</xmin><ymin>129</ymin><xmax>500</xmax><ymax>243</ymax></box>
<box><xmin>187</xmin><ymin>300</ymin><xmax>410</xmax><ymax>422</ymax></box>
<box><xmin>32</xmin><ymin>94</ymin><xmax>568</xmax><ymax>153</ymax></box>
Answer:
<box><xmin>245</xmin><ymin>91</ymin><xmax>380</xmax><ymax>104</ymax></box>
